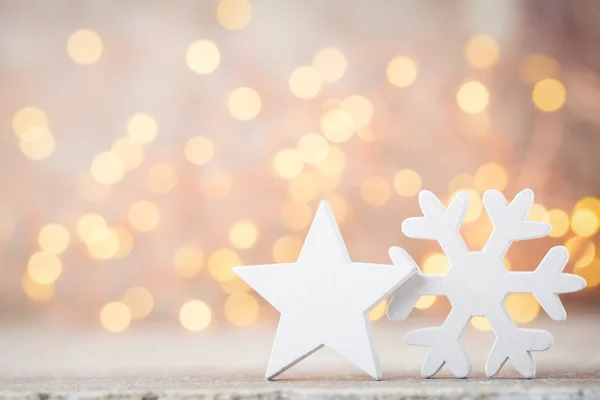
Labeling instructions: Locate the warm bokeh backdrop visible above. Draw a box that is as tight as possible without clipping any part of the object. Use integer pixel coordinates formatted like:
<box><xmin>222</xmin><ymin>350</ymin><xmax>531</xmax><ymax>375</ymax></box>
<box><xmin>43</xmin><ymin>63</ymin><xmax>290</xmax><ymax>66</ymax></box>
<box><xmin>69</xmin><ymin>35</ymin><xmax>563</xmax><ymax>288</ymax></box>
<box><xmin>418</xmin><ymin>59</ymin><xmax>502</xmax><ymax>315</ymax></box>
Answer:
<box><xmin>0</xmin><ymin>0</ymin><xmax>599</xmax><ymax>335</ymax></box>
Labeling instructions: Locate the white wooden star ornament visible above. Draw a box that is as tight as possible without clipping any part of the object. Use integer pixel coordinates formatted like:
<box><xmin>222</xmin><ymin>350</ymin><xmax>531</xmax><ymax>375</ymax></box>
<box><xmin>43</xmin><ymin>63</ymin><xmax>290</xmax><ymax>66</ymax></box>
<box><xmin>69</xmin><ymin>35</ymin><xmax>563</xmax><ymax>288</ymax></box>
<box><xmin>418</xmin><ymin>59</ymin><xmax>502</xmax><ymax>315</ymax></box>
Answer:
<box><xmin>386</xmin><ymin>189</ymin><xmax>587</xmax><ymax>378</ymax></box>
<box><xmin>234</xmin><ymin>201</ymin><xmax>415</xmax><ymax>380</ymax></box>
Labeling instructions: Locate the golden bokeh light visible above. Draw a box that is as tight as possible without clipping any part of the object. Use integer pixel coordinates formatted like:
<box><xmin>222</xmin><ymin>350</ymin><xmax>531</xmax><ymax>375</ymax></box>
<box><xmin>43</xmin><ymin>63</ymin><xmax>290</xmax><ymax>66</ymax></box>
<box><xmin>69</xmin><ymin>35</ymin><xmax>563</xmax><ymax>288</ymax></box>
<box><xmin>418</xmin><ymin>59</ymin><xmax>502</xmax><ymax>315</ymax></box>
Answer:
<box><xmin>91</xmin><ymin>152</ymin><xmax>125</xmax><ymax>185</ymax></box>
<box><xmin>313</xmin><ymin>47</ymin><xmax>347</xmax><ymax>82</ymax></box>
<box><xmin>229</xmin><ymin>220</ymin><xmax>259</xmax><ymax>249</ymax></box>
<box><xmin>297</xmin><ymin>133</ymin><xmax>329</xmax><ymax>165</ymax></box>
<box><xmin>315</xmin><ymin>146</ymin><xmax>345</xmax><ymax>177</ymax></box>
<box><xmin>386</xmin><ymin>56</ymin><xmax>418</xmax><ymax>88</ymax></box>
<box><xmin>340</xmin><ymin>95</ymin><xmax>373</xmax><ymax>128</ymax></box>
<box><xmin>180</xmin><ymin>300</ymin><xmax>212</xmax><ymax>332</ymax></box>
<box><xmin>574</xmin><ymin>197</ymin><xmax>600</xmax><ymax>220</ymax></box>
<box><xmin>369</xmin><ymin>299</ymin><xmax>388</xmax><ymax>321</ymax></box>
<box><xmin>564</xmin><ymin>236</ymin><xmax>595</xmax><ymax>269</ymax></box>
<box><xmin>288</xmin><ymin>173</ymin><xmax>319</xmax><ymax>202</ymax></box>
<box><xmin>289</xmin><ymin>66</ymin><xmax>322</xmax><ymax>99</ymax></box>
<box><xmin>520</xmin><ymin>54</ymin><xmax>559</xmax><ymax>85</ymax></box>
<box><xmin>272</xmin><ymin>148</ymin><xmax>305</xmax><ymax>179</ymax></box>
<box><xmin>100</xmin><ymin>301</ymin><xmax>131</xmax><ymax>332</ymax></box>
<box><xmin>505</xmin><ymin>293</ymin><xmax>540</xmax><ymax>324</ymax></box>
<box><xmin>216</xmin><ymin>0</ymin><xmax>252</xmax><ymax>31</ymax></box>
<box><xmin>147</xmin><ymin>163</ymin><xmax>178</xmax><ymax>194</ymax></box>
<box><xmin>415</xmin><ymin>295</ymin><xmax>436</xmax><ymax>310</ymax></box>
<box><xmin>128</xmin><ymin>200</ymin><xmax>160</xmax><ymax>232</ymax></box>
<box><xmin>121</xmin><ymin>287</ymin><xmax>153</xmax><ymax>320</ymax></box>
<box><xmin>208</xmin><ymin>248</ymin><xmax>240</xmax><ymax>282</ymax></box>
<box><xmin>224</xmin><ymin>293</ymin><xmax>260</xmax><ymax>326</ymax></box>
<box><xmin>320</xmin><ymin>109</ymin><xmax>355</xmax><ymax>143</ymax></box>
<box><xmin>186</xmin><ymin>39</ymin><xmax>220</xmax><ymax>74</ymax></box>
<box><xmin>27</xmin><ymin>251</ymin><xmax>62</xmax><ymax>285</ymax></box>
<box><xmin>19</xmin><ymin>126</ymin><xmax>55</xmax><ymax>160</ymax></box>
<box><xmin>174</xmin><ymin>244</ymin><xmax>204</xmax><ymax>278</ymax></box>
<box><xmin>113</xmin><ymin>227</ymin><xmax>134</xmax><ymax>259</ymax></box>
<box><xmin>67</xmin><ymin>29</ymin><xmax>103</xmax><ymax>65</ymax></box>
<box><xmin>127</xmin><ymin>113</ymin><xmax>158</xmax><ymax>144</ymax></box>
<box><xmin>272</xmin><ymin>235</ymin><xmax>303</xmax><ymax>263</ymax></box>
<box><xmin>393</xmin><ymin>169</ymin><xmax>422</xmax><ymax>197</ymax></box>
<box><xmin>111</xmin><ymin>137</ymin><xmax>144</xmax><ymax>171</ymax></box>
<box><xmin>532</xmin><ymin>78</ymin><xmax>566</xmax><ymax>112</ymax></box>
<box><xmin>184</xmin><ymin>136</ymin><xmax>214</xmax><ymax>165</ymax></box>
<box><xmin>199</xmin><ymin>167</ymin><xmax>232</xmax><ymax>199</ymax></box>
<box><xmin>470</xmin><ymin>316</ymin><xmax>491</xmax><ymax>331</ymax></box>
<box><xmin>547</xmin><ymin>209</ymin><xmax>570</xmax><ymax>238</ymax></box>
<box><xmin>12</xmin><ymin>107</ymin><xmax>48</xmax><ymax>137</ymax></box>
<box><xmin>86</xmin><ymin>227</ymin><xmax>120</xmax><ymax>260</ymax></box>
<box><xmin>474</xmin><ymin>162</ymin><xmax>508</xmax><ymax>192</ymax></box>
<box><xmin>228</xmin><ymin>87</ymin><xmax>261</xmax><ymax>121</ymax></box>
<box><xmin>528</xmin><ymin>203</ymin><xmax>549</xmax><ymax>223</ymax></box>
<box><xmin>38</xmin><ymin>223</ymin><xmax>70</xmax><ymax>254</ymax></box>
<box><xmin>280</xmin><ymin>201</ymin><xmax>313</xmax><ymax>231</ymax></box>
<box><xmin>464</xmin><ymin>34</ymin><xmax>500</xmax><ymax>69</ymax></box>
<box><xmin>570</xmin><ymin>209</ymin><xmax>599</xmax><ymax>238</ymax></box>
<box><xmin>456</xmin><ymin>80</ymin><xmax>489</xmax><ymax>114</ymax></box>
<box><xmin>21</xmin><ymin>275</ymin><xmax>54</xmax><ymax>302</ymax></box>
<box><xmin>76</xmin><ymin>213</ymin><xmax>107</xmax><ymax>241</ymax></box>
<box><xmin>361</xmin><ymin>176</ymin><xmax>391</xmax><ymax>207</ymax></box>
<box><xmin>423</xmin><ymin>253</ymin><xmax>449</xmax><ymax>274</ymax></box>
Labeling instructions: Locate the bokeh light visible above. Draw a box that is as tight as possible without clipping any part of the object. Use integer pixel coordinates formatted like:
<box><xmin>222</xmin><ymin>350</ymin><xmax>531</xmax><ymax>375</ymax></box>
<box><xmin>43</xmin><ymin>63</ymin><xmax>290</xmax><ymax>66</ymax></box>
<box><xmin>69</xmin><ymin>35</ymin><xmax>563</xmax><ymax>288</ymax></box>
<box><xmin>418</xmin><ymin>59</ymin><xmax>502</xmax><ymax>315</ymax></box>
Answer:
<box><xmin>121</xmin><ymin>287</ymin><xmax>154</xmax><ymax>320</ymax></box>
<box><xmin>127</xmin><ymin>113</ymin><xmax>158</xmax><ymax>144</ymax></box>
<box><xmin>532</xmin><ymin>78</ymin><xmax>566</xmax><ymax>112</ymax></box>
<box><xmin>186</xmin><ymin>40</ymin><xmax>220</xmax><ymax>74</ymax></box>
<box><xmin>320</xmin><ymin>109</ymin><xmax>355</xmax><ymax>143</ymax></box>
<box><xmin>272</xmin><ymin>235</ymin><xmax>303</xmax><ymax>263</ymax></box>
<box><xmin>100</xmin><ymin>301</ymin><xmax>131</xmax><ymax>332</ymax></box>
<box><xmin>456</xmin><ymin>80</ymin><xmax>489</xmax><ymax>114</ymax></box>
<box><xmin>340</xmin><ymin>95</ymin><xmax>373</xmax><ymax>128</ymax></box>
<box><xmin>505</xmin><ymin>293</ymin><xmax>540</xmax><ymax>324</ymax></box>
<box><xmin>474</xmin><ymin>162</ymin><xmax>508</xmax><ymax>192</ymax></box>
<box><xmin>369</xmin><ymin>299</ymin><xmax>388</xmax><ymax>321</ymax></box>
<box><xmin>86</xmin><ymin>227</ymin><xmax>120</xmax><ymax>260</ymax></box>
<box><xmin>38</xmin><ymin>223</ymin><xmax>70</xmax><ymax>254</ymax></box>
<box><xmin>289</xmin><ymin>66</ymin><xmax>322</xmax><ymax>99</ymax></box>
<box><xmin>570</xmin><ymin>209</ymin><xmax>599</xmax><ymax>238</ymax></box>
<box><xmin>386</xmin><ymin>56</ymin><xmax>418</xmax><ymax>88</ymax></box>
<box><xmin>229</xmin><ymin>220</ymin><xmax>259</xmax><ymax>249</ymax></box>
<box><xmin>128</xmin><ymin>200</ymin><xmax>160</xmax><ymax>232</ymax></box>
<box><xmin>315</xmin><ymin>146</ymin><xmax>345</xmax><ymax>177</ymax></box>
<box><xmin>228</xmin><ymin>87</ymin><xmax>261</xmax><ymax>120</ymax></box>
<box><xmin>208</xmin><ymin>248</ymin><xmax>240</xmax><ymax>282</ymax></box>
<box><xmin>21</xmin><ymin>275</ymin><xmax>54</xmax><ymax>302</ymax></box>
<box><xmin>19</xmin><ymin>126</ymin><xmax>55</xmax><ymax>160</ymax></box>
<box><xmin>272</xmin><ymin>148</ymin><xmax>304</xmax><ymax>179</ymax></box>
<box><xmin>415</xmin><ymin>295</ymin><xmax>436</xmax><ymax>310</ymax></box>
<box><xmin>12</xmin><ymin>107</ymin><xmax>48</xmax><ymax>137</ymax></box>
<box><xmin>361</xmin><ymin>176</ymin><xmax>391</xmax><ymax>207</ymax></box>
<box><xmin>111</xmin><ymin>137</ymin><xmax>144</xmax><ymax>171</ymax></box>
<box><xmin>423</xmin><ymin>253</ymin><xmax>449</xmax><ymax>274</ymax></box>
<box><xmin>216</xmin><ymin>0</ymin><xmax>252</xmax><ymax>31</ymax></box>
<box><xmin>180</xmin><ymin>300</ymin><xmax>212</xmax><ymax>331</ymax></box>
<box><xmin>27</xmin><ymin>251</ymin><xmax>62</xmax><ymax>285</ymax></box>
<box><xmin>224</xmin><ymin>293</ymin><xmax>259</xmax><ymax>326</ymax></box>
<box><xmin>297</xmin><ymin>133</ymin><xmax>329</xmax><ymax>165</ymax></box>
<box><xmin>520</xmin><ymin>54</ymin><xmax>559</xmax><ymax>85</ymax></box>
<box><xmin>91</xmin><ymin>152</ymin><xmax>125</xmax><ymax>185</ymax></box>
<box><xmin>464</xmin><ymin>34</ymin><xmax>500</xmax><ymax>69</ymax></box>
<box><xmin>67</xmin><ymin>29</ymin><xmax>103</xmax><ymax>65</ymax></box>
<box><xmin>313</xmin><ymin>48</ymin><xmax>347</xmax><ymax>82</ymax></box>
<box><xmin>393</xmin><ymin>169</ymin><xmax>422</xmax><ymax>197</ymax></box>
<box><xmin>564</xmin><ymin>236</ymin><xmax>595</xmax><ymax>269</ymax></box>
<box><xmin>547</xmin><ymin>209</ymin><xmax>570</xmax><ymax>238</ymax></box>
<box><xmin>470</xmin><ymin>316</ymin><xmax>491</xmax><ymax>331</ymax></box>
<box><xmin>184</xmin><ymin>136</ymin><xmax>214</xmax><ymax>165</ymax></box>
<box><xmin>528</xmin><ymin>203</ymin><xmax>550</xmax><ymax>223</ymax></box>
<box><xmin>288</xmin><ymin>173</ymin><xmax>319</xmax><ymax>202</ymax></box>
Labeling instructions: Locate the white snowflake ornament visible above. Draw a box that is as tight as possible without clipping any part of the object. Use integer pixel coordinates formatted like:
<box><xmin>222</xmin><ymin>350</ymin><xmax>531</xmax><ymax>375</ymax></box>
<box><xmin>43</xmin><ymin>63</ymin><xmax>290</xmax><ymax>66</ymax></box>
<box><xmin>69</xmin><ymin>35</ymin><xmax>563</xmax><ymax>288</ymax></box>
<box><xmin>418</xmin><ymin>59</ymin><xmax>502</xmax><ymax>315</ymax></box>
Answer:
<box><xmin>235</xmin><ymin>201</ymin><xmax>415</xmax><ymax>380</ymax></box>
<box><xmin>387</xmin><ymin>189</ymin><xmax>586</xmax><ymax>378</ymax></box>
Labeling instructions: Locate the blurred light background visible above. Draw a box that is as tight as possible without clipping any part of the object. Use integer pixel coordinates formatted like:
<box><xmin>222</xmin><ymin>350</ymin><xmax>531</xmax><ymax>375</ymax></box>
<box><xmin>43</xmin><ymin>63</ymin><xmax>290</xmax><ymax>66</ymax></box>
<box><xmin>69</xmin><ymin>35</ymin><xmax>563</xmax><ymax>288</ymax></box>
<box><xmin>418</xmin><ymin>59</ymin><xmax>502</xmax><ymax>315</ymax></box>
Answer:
<box><xmin>0</xmin><ymin>0</ymin><xmax>599</xmax><ymax>337</ymax></box>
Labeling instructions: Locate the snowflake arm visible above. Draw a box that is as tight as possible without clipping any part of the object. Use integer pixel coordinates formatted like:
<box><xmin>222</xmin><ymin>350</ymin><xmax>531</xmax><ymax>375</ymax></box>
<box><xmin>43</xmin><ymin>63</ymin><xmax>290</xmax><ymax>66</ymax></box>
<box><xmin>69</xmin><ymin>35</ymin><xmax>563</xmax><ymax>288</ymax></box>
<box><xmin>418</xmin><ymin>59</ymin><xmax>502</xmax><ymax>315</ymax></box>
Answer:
<box><xmin>484</xmin><ymin>305</ymin><xmax>552</xmax><ymax>378</ymax></box>
<box><xmin>482</xmin><ymin>189</ymin><xmax>551</xmax><ymax>260</ymax></box>
<box><xmin>506</xmin><ymin>246</ymin><xmax>587</xmax><ymax>321</ymax></box>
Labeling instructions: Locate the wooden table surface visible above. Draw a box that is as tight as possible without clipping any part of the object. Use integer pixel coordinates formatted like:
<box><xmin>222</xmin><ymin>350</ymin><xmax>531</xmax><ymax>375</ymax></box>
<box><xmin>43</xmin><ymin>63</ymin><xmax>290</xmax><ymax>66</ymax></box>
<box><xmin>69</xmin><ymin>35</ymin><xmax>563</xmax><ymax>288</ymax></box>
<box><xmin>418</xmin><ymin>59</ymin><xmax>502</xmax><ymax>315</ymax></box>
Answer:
<box><xmin>0</xmin><ymin>314</ymin><xmax>598</xmax><ymax>399</ymax></box>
